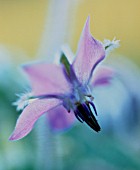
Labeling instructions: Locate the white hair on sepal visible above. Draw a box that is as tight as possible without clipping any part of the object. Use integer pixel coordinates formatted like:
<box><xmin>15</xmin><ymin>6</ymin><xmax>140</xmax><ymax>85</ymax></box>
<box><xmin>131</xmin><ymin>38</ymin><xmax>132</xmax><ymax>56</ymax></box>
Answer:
<box><xmin>103</xmin><ymin>37</ymin><xmax>120</xmax><ymax>56</ymax></box>
<box><xmin>13</xmin><ymin>91</ymin><xmax>36</xmax><ymax>111</ymax></box>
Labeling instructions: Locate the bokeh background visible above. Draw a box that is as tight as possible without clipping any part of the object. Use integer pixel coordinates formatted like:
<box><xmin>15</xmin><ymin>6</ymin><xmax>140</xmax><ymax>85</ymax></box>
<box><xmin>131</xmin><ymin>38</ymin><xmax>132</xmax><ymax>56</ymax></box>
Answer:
<box><xmin>0</xmin><ymin>0</ymin><xmax>140</xmax><ymax>170</ymax></box>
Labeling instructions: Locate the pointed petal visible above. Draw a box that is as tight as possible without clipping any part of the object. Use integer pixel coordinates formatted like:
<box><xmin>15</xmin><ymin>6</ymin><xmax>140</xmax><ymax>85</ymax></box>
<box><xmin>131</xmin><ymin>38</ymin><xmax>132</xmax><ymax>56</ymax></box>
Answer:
<box><xmin>91</xmin><ymin>66</ymin><xmax>115</xmax><ymax>87</ymax></box>
<box><xmin>47</xmin><ymin>105</ymin><xmax>75</xmax><ymax>132</ymax></box>
<box><xmin>22</xmin><ymin>63</ymin><xmax>71</xmax><ymax>96</ymax></box>
<box><xmin>9</xmin><ymin>98</ymin><xmax>61</xmax><ymax>141</ymax></box>
<box><xmin>72</xmin><ymin>16</ymin><xmax>105</xmax><ymax>84</ymax></box>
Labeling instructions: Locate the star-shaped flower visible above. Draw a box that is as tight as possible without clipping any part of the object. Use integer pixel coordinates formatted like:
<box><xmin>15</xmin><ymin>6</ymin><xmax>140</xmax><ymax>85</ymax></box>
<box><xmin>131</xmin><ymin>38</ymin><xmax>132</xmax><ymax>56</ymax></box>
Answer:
<box><xmin>9</xmin><ymin>16</ymin><xmax>118</xmax><ymax>141</ymax></box>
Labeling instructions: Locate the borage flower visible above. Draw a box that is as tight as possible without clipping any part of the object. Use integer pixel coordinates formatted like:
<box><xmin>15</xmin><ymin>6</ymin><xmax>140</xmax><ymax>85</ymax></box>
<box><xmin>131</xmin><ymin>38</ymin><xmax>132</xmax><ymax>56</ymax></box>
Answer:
<box><xmin>9</xmin><ymin>16</ymin><xmax>117</xmax><ymax>141</ymax></box>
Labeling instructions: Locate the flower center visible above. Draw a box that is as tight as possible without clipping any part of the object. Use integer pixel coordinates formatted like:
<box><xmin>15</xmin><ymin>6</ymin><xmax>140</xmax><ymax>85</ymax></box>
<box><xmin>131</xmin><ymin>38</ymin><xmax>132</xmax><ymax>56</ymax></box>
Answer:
<box><xmin>62</xmin><ymin>84</ymin><xmax>100</xmax><ymax>132</ymax></box>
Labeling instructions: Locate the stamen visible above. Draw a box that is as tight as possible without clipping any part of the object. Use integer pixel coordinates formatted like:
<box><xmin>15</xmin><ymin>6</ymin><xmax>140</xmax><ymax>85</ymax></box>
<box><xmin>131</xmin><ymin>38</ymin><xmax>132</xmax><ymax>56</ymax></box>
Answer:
<box><xmin>74</xmin><ymin>110</ymin><xmax>84</xmax><ymax>123</ymax></box>
<box><xmin>83</xmin><ymin>103</ymin><xmax>92</xmax><ymax>118</ymax></box>
<box><xmin>74</xmin><ymin>102</ymin><xmax>101</xmax><ymax>132</ymax></box>
<box><xmin>86</xmin><ymin>94</ymin><xmax>94</xmax><ymax>101</ymax></box>
<box><xmin>88</xmin><ymin>101</ymin><xmax>98</xmax><ymax>116</ymax></box>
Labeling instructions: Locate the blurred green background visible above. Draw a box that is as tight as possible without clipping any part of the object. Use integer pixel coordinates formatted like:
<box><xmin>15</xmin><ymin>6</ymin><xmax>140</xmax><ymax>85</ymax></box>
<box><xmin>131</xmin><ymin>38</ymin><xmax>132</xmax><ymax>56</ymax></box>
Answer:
<box><xmin>0</xmin><ymin>0</ymin><xmax>140</xmax><ymax>170</ymax></box>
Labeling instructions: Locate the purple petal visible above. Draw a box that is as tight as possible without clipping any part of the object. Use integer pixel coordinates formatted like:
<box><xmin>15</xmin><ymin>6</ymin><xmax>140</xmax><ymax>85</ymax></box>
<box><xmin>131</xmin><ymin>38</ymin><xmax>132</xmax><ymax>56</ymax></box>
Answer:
<box><xmin>47</xmin><ymin>105</ymin><xmax>75</xmax><ymax>132</ymax></box>
<box><xmin>9</xmin><ymin>98</ymin><xmax>61</xmax><ymax>141</ymax></box>
<box><xmin>91</xmin><ymin>66</ymin><xmax>115</xmax><ymax>87</ymax></box>
<box><xmin>23</xmin><ymin>63</ymin><xmax>71</xmax><ymax>96</ymax></box>
<box><xmin>72</xmin><ymin>16</ymin><xmax>105</xmax><ymax>84</ymax></box>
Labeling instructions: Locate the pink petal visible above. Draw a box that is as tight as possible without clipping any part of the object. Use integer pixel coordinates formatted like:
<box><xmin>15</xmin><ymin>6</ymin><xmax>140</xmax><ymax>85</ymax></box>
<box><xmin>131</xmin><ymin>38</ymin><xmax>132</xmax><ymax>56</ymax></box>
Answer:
<box><xmin>47</xmin><ymin>105</ymin><xmax>75</xmax><ymax>132</ymax></box>
<box><xmin>72</xmin><ymin>16</ymin><xmax>105</xmax><ymax>84</ymax></box>
<box><xmin>23</xmin><ymin>63</ymin><xmax>71</xmax><ymax>96</ymax></box>
<box><xmin>91</xmin><ymin>66</ymin><xmax>115</xmax><ymax>87</ymax></box>
<box><xmin>9</xmin><ymin>98</ymin><xmax>61</xmax><ymax>141</ymax></box>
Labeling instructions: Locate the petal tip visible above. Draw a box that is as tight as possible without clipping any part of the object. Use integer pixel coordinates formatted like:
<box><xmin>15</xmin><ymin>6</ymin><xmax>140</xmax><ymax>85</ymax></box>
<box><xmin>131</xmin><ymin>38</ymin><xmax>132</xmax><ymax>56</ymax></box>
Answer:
<box><xmin>9</xmin><ymin>131</ymin><xmax>27</xmax><ymax>141</ymax></box>
<box><xmin>9</xmin><ymin>133</ymin><xmax>18</xmax><ymax>141</ymax></box>
<box><xmin>86</xmin><ymin>15</ymin><xmax>90</xmax><ymax>23</ymax></box>
<box><xmin>84</xmin><ymin>16</ymin><xmax>90</xmax><ymax>32</ymax></box>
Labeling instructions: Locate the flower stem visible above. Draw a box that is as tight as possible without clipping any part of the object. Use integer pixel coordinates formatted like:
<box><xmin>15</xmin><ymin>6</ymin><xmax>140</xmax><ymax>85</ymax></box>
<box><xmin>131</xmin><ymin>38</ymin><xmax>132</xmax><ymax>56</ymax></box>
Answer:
<box><xmin>35</xmin><ymin>115</ymin><xmax>63</xmax><ymax>170</ymax></box>
<box><xmin>36</xmin><ymin>116</ymin><xmax>54</xmax><ymax>169</ymax></box>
